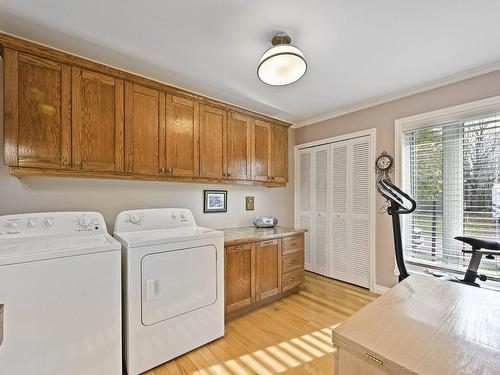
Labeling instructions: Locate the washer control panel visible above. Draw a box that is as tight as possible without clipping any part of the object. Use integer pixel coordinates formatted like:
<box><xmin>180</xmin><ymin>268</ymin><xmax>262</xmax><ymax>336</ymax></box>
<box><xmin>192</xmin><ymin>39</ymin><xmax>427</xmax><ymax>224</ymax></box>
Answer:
<box><xmin>0</xmin><ymin>212</ymin><xmax>107</xmax><ymax>239</ymax></box>
<box><xmin>114</xmin><ymin>208</ymin><xmax>196</xmax><ymax>233</ymax></box>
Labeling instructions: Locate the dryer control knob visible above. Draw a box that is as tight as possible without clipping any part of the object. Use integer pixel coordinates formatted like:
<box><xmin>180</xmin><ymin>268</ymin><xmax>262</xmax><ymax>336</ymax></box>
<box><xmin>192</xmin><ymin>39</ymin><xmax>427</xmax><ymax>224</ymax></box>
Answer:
<box><xmin>27</xmin><ymin>220</ymin><xmax>37</xmax><ymax>228</ymax></box>
<box><xmin>129</xmin><ymin>214</ymin><xmax>142</xmax><ymax>224</ymax></box>
<box><xmin>44</xmin><ymin>218</ymin><xmax>54</xmax><ymax>227</ymax></box>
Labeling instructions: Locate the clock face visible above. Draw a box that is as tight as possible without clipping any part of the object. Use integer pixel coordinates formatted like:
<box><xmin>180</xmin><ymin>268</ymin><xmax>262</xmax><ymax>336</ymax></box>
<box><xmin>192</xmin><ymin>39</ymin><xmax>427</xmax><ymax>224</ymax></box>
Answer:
<box><xmin>376</xmin><ymin>155</ymin><xmax>393</xmax><ymax>171</ymax></box>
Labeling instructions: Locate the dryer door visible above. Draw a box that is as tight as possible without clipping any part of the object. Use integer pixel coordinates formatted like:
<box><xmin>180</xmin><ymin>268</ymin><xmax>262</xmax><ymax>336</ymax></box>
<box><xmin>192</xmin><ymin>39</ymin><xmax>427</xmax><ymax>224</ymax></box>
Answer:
<box><xmin>141</xmin><ymin>245</ymin><xmax>217</xmax><ymax>326</ymax></box>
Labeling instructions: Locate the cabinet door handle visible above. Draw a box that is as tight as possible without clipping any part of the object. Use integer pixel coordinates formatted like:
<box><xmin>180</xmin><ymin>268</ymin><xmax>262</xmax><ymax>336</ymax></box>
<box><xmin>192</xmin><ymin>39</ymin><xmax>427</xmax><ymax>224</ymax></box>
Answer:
<box><xmin>74</xmin><ymin>160</ymin><xmax>81</xmax><ymax>167</ymax></box>
<box><xmin>227</xmin><ymin>173</ymin><xmax>231</xmax><ymax>177</ymax></box>
<box><xmin>62</xmin><ymin>160</ymin><xmax>70</xmax><ymax>166</ymax></box>
<box><xmin>222</xmin><ymin>173</ymin><xmax>226</xmax><ymax>177</ymax></box>
<box><xmin>160</xmin><ymin>167</ymin><xmax>166</xmax><ymax>174</ymax></box>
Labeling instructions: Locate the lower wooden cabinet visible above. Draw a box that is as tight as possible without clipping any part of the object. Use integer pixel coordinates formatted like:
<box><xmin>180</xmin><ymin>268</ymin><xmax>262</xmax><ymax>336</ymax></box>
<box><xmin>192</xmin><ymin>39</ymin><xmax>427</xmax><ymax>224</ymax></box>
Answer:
<box><xmin>224</xmin><ymin>243</ymin><xmax>255</xmax><ymax>314</ymax></box>
<box><xmin>255</xmin><ymin>239</ymin><xmax>282</xmax><ymax>301</ymax></box>
<box><xmin>224</xmin><ymin>233</ymin><xmax>305</xmax><ymax>319</ymax></box>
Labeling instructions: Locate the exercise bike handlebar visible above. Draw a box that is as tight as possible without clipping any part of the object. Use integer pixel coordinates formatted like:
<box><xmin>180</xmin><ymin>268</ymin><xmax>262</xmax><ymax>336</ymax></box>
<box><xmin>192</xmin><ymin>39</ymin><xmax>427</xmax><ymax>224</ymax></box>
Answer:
<box><xmin>377</xmin><ymin>178</ymin><xmax>417</xmax><ymax>214</ymax></box>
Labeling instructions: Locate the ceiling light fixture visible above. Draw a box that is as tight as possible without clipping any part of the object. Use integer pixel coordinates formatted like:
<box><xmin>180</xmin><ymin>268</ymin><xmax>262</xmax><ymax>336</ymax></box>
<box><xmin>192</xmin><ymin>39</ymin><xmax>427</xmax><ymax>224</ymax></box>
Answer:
<box><xmin>257</xmin><ymin>33</ymin><xmax>307</xmax><ymax>86</ymax></box>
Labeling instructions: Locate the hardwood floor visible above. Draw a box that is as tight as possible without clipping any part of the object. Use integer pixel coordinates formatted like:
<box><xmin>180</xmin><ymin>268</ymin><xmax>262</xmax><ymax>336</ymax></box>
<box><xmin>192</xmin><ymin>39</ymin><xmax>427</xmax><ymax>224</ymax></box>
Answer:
<box><xmin>144</xmin><ymin>272</ymin><xmax>377</xmax><ymax>375</ymax></box>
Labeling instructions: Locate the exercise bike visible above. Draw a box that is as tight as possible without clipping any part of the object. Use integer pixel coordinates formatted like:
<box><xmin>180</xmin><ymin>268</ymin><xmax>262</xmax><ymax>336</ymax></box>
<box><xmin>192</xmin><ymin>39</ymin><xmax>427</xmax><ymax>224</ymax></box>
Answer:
<box><xmin>377</xmin><ymin>178</ymin><xmax>500</xmax><ymax>287</ymax></box>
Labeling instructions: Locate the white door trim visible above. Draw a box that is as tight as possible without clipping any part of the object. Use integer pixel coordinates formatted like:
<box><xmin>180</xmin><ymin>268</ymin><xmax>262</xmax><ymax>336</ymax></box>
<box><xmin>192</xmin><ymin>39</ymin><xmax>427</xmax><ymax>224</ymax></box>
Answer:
<box><xmin>295</xmin><ymin>128</ymin><xmax>377</xmax><ymax>292</ymax></box>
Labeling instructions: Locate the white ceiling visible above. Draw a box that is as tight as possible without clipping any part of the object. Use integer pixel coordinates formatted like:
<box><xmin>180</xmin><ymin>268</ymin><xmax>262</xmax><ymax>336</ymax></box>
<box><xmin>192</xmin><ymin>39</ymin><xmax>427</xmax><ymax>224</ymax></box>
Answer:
<box><xmin>1</xmin><ymin>0</ymin><xmax>500</xmax><ymax>125</ymax></box>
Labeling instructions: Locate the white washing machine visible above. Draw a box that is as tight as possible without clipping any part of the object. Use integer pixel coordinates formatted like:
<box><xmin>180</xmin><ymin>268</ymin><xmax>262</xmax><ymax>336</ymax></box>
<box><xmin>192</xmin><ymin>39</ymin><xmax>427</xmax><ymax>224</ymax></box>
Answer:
<box><xmin>0</xmin><ymin>212</ymin><xmax>122</xmax><ymax>375</ymax></box>
<box><xmin>114</xmin><ymin>208</ymin><xmax>224</xmax><ymax>375</ymax></box>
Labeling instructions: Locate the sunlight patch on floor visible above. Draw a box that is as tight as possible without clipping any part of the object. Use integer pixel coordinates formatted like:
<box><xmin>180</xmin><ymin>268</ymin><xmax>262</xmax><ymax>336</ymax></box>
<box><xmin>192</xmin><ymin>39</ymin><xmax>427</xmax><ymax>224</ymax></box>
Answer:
<box><xmin>193</xmin><ymin>327</ymin><xmax>338</xmax><ymax>375</ymax></box>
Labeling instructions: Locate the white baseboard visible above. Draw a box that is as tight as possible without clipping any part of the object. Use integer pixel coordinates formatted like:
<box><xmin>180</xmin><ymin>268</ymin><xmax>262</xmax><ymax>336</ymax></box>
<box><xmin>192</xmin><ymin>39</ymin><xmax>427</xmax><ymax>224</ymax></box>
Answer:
<box><xmin>372</xmin><ymin>284</ymin><xmax>391</xmax><ymax>295</ymax></box>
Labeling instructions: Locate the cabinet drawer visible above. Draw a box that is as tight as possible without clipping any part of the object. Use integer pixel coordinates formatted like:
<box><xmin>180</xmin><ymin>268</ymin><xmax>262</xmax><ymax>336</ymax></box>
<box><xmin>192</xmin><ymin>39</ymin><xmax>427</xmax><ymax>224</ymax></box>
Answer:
<box><xmin>282</xmin><ymin>251</ymin><xmax>304</xmax><ymax>273</ymax></box>
<box><xmin>226</xmin><ymin>243</ymin><xmax>253</xmax><ymax>252</ymax></box>
<box><xmin>282</xmin><ymin>235</ymin><xmax>304</xmax><ymax>255</ymax></box>
<box><xmin>282</xmin><ymin>269</ymin><xmax>304</xmax><ymax>291</ymax></box>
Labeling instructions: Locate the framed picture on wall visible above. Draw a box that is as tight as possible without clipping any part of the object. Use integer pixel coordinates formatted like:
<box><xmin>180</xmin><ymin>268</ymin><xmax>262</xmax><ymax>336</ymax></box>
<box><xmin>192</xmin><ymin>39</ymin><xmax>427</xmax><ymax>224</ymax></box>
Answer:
<box><xmin>203</xmin><ymin>190</ymin><xmax>227</xmax><ymax>213</ymax></box>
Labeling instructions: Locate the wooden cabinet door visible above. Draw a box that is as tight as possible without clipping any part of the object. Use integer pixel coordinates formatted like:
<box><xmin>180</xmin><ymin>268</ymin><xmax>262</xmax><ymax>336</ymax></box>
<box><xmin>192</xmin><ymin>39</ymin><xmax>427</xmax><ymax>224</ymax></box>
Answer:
<box><xmin>270</xmin><ymin>125</ymin><xmax>288</xmax><ymax>183</ymax></box>
<box><xmin>165</xmin><ymin>94</ymin><xmax>200</xmax><ymax>177</ymax></box>
<box><xmin>124</xmin><ymin>82</ymin><xmax>166</xmax><ymax>176</ymax></box>
<box><xmin>200</xmin><ymin>105</ymin><xmax>227</xmax><ymax>178</ymax></box>
<box><xmin>227</xmin><ymin>112</ymin><xmax>251</xmax><ymax>180</ymax></box>
<box><xmin>3</xmin><ymin>49</ymin><xmax>71</xmax><ymax>168</ymax></box>
<box><xmin>72</xmin><ymin>68</ymin><xmax>124</xmax><ymax>172</ymax></box>
<box><xmin>225</xmin><ymin>244</ymin><xmax>255</xmax><ymax>314</ymax></box>
<box><xmin>255</xmin><ymin>239</ymin><xmax>282</xmax><ymax>301</ymax></box>
<box><xmin>251</xmin><ymin>119</ymin><xmax>271</xmax><ymax>182</ymax></box>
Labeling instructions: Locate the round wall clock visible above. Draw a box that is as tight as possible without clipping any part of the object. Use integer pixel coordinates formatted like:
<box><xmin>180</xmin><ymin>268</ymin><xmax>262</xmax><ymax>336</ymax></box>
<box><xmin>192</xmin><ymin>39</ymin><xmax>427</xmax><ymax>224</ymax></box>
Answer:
<box><xmin>376</xmin><ymin>152</ymin><xmax>393</xmax><ymax>171</ymax></box>
<box><xmin>375</xmin><ymin>151</ymin><xmax>394</xmax><ymax>181</ymax></box>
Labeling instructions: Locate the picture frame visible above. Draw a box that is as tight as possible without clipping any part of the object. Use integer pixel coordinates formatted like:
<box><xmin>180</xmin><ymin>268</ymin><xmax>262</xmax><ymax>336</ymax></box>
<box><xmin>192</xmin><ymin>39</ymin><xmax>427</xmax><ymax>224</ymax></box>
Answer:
<box><xmin>203</xmin><ymin>190</ymin><xmax>227</xmax><ymax>213</ymax></box>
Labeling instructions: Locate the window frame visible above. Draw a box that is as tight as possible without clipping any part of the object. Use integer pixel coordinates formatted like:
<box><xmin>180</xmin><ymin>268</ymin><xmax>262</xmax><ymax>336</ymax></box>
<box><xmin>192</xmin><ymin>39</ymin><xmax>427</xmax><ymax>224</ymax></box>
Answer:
<box><xmin>395</xmin><ymin>95</ymin><xmax>500</xmax><ymax>279</ymax></box>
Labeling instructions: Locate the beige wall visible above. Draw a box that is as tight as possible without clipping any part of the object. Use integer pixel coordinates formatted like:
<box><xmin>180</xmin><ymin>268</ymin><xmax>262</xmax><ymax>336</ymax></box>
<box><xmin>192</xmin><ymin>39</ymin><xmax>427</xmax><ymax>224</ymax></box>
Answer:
<box><xmin>0</xmin><ymin>60</ymin><xmax>295</xmax><ymax>232</ymax></box>
<box><xmin>296</xmin><ymin>70</ymin><xmax>500</xmax><ymax>288</ymax></box>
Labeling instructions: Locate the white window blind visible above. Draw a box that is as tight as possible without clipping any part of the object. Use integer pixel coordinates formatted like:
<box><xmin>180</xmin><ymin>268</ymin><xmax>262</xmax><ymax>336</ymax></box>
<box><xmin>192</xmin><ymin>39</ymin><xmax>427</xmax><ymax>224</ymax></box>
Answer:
<box><xmin>402</xmin><ymin>113</ymin><xmax>500</xmax><ymax>280</ymax></box>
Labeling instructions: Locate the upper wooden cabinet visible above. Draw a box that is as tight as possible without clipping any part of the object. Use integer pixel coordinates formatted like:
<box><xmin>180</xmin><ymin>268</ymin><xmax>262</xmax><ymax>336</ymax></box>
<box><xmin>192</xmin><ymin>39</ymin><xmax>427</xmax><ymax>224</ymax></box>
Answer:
<box><xmin>200</xmin><ymin>105</ymin><xmax>227</xmax><ymax>179</ymax></box>
<box><xmin>3</xmin><ymin>49</ymin><xmax>71</xmax><ymax>169</ymax></box>
<box><xmin>72</xmin><ymin>68</ymin><xmax>124</xmax><ymax>172</ymax></box>
<box><xmin>270</xmin><ymin>125</ymin><xmax>288</xmax><ymax>183</ymax></box>
<box><xmin>250</xmin><ymin>120</ymin><xmax>288</xmax><ymax>183</ymax></box>
<box><xmin>251</xmin><ymin>120</ymin><xmax>271</xmax><ymax>182</ymax></box>
<box><xmin>1</xmin><ymin>33</ymin><xmax>290</xmax><ymax>186</ymax></box>
<box><xmin>124</xmin><ymin>83</ymin><xmax>166</xmax><ymax>176</ymax></box>
<box><xmin>227</xmin><ymin>112</ymin><xmax>252</xmax><ymax>180</ymax></box>
<box><xmin>165</xmin><ymin>94</ymin><xmax>199</xmax><ymax>177</ymax></box>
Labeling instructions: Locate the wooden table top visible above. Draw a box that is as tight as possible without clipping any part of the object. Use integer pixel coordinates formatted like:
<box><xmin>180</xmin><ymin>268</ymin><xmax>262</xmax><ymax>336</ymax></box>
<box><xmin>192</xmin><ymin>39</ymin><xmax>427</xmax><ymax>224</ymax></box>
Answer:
<box><xmin>220</xmin><ymin>226</ymin><xmax>307</xmax><ymax>246</ymax></box>
<box><xmin>332</xmin><ymin>274</ymin><xmax>500</xmax><ymax>375</ymax></box>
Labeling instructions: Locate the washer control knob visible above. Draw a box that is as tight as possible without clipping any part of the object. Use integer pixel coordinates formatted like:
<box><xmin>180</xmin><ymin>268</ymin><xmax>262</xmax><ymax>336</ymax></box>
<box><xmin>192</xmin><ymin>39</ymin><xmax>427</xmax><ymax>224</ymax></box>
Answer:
<box><xmin>7</xmin><ymin>222</ymin><xmax>18</xmax><ymax>229</ymax></box>
<box><xmin>77</xmin><ymin>216</ymin><xmax>92</xmax><ymax>227</ymax></box>
<box><xmin>44</xmin><ymin>218</ymin><xmax>54</xmax><ymax>227</ymax></box>
<box><xmin>129</xmin><ymin>214</ymin><xmax>142</xmax><ymax>224</ymax></box>
<box><xmin>27</xmin><ymin>220</ymin><xmax>37</xmax><ymax>228</ymax></box>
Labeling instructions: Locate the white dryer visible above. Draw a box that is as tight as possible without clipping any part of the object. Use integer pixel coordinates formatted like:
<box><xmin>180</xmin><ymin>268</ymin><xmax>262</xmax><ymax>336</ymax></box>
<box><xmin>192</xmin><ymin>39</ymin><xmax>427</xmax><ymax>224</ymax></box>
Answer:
<box><xmin>0</xmin><ymin>212</ymin><xmax>122</xmax><ymax>375</ymax></box>
<box><xmin>114</xmin><ymin>208</ymin><xmax>224</xmax><ymax>375</ymax></box>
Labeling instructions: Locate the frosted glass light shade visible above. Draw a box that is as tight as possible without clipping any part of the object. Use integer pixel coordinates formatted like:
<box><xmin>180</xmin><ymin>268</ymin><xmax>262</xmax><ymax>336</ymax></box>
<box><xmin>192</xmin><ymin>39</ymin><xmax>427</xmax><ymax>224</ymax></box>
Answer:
<box><xmin>258</xmin><ymin>45</ymin><xmax>307</xmax><ymax>86</ymax></box>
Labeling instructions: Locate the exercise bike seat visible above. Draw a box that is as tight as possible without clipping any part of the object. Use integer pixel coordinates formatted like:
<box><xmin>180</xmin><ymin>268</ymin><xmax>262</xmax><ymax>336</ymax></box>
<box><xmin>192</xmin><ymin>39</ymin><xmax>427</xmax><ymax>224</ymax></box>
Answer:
<box><xmin>454</xmin><ymin>236</ymin><xmax>500</xmax><ymax>250</ymax></box>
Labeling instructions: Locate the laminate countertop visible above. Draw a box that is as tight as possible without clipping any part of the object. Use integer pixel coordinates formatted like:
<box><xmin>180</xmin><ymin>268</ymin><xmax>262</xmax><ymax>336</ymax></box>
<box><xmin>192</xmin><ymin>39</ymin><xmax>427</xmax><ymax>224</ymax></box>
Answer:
<box><xmin>220</xmin><ymin>226</ymin><xmax>307</xmax><ymax>246</ymax></box>
<box><xmin>332</xmin><ymin>274</ymin><xmax>500</xmax><ymax>374</ymax></box>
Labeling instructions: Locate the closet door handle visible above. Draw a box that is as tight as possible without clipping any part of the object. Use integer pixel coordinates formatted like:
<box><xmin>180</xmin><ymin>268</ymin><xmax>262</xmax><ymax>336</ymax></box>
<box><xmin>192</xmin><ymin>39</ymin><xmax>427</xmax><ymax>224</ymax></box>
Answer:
<box><xmin>0</xmin><ymin>304</ymin><xmax>4</xmax><ymax>347</ymax></box>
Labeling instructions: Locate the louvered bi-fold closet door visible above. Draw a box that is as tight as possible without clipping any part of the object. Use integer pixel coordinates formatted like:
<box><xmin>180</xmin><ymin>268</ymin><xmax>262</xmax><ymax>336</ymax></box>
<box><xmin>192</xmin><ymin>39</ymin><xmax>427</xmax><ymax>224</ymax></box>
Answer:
<box><xmin>330</xmin><ymin>141</ymin><xmax>349</xmax><ymax>281</ymax></box>
<box><xmin>330</xmin><ymin>137</ymin><xmax>370</xmax><ymax>287</ymax></box>
<box><xmin>349</xmin><ymin>137</ymin><xmax>370</xmax><ymax>287</ymax></box>
<box><xmin>297</xmin><ymin>149</ymin><xmax>314</xmax><ymax>271</ymax></box>
<box><xmin>312</xmin><ymin>145</ymin><xmax>330</xmax><ymax>276</ymax></box>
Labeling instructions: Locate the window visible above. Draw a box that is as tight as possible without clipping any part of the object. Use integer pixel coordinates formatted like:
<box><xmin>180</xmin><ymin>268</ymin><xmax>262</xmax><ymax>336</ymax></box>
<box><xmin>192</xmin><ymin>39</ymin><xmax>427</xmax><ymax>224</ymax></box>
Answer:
<box><xmin>400</xmin><ymin>107</ymin><xmax>500</xmax><ymax>281</ymax></box>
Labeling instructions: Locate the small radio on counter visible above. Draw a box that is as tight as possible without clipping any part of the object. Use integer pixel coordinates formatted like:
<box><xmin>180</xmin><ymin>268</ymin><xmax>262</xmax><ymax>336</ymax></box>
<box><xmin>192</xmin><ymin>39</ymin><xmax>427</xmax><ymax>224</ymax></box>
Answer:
<box><xmin>253</xmin><ymin>216</ymin><xmax>278</xmax><ymax>228</ymax></box>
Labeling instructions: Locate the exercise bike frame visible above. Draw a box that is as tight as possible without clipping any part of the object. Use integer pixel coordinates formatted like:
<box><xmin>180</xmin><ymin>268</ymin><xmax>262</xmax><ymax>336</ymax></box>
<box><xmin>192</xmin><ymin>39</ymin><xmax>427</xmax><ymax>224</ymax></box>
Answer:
<box><xmin>378</xmin><ymin>178</ymin><xmax>500</xmax><ymax>286</ymax></box>
<box><xmin>377</xmin><ymin>179</ymin><xmax>416</xmax><ymax>281</ymax></box>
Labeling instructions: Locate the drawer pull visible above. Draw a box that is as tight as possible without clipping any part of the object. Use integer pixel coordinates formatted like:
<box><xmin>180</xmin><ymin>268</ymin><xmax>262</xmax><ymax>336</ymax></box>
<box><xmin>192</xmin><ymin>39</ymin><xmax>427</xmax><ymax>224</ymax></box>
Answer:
<box><xmin>365</xmin><ymin>353</ymin><xmax>383</xmax><ymax>366</ymax></box>
<box><xmin>289</xmin><ymin>277</ymin><xmax>296</xmax><ymax>282</ymax></box>
<box><xmin>261</xmin><ymin>240</ymin><xmax>277</xmax><ymax>246</ymax></box>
